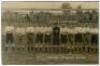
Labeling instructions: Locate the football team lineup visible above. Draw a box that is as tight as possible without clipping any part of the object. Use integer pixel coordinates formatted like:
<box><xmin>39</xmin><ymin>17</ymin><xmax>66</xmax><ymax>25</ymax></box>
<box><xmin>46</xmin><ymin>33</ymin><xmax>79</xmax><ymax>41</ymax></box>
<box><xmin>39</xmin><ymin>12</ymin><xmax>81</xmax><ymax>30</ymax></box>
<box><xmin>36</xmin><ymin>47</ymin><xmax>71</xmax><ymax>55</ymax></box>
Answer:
<box><xmin>2</xmin><ymin>1</ymin><xmax>98</xmax><ymax>64</ymax></box>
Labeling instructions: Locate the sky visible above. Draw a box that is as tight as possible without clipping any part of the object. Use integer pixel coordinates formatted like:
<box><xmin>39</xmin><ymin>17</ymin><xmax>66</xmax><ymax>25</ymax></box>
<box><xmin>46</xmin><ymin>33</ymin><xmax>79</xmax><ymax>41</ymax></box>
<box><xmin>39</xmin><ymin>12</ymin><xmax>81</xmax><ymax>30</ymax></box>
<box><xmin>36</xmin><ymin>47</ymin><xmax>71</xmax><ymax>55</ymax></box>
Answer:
<box><xmin>2</xmin><ymin>1</ymin><xmax>98</xmax><ymax>9</ymax></box>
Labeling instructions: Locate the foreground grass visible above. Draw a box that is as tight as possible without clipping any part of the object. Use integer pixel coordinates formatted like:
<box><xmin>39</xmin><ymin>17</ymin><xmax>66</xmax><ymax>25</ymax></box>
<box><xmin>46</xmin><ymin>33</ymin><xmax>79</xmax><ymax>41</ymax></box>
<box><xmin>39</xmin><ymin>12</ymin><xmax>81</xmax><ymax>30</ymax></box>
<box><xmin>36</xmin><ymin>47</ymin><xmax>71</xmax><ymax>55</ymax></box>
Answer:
<box><xmin>2</xmin><ymin>49</ymin><xmax>98</xmax><ymax>64</ymax></box>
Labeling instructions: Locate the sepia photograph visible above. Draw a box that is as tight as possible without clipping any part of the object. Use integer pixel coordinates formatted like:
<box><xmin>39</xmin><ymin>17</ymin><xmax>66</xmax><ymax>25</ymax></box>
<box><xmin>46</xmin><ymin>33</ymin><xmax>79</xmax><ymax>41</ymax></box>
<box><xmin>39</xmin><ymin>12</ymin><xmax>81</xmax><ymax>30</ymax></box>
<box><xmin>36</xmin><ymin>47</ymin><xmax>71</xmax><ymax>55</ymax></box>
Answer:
<box><xmin>1</xmin><ymin>1</ymin><xmax>99</xmax><ymax>64</ymax></box>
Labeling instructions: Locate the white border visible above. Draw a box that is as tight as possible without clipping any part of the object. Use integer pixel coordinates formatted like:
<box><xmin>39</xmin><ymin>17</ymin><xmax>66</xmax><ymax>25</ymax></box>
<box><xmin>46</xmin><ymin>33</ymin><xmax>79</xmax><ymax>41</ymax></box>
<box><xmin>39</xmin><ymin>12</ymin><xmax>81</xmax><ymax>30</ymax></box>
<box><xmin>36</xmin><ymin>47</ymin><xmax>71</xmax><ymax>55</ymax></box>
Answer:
<box><xmin>1</xmin><ymin>0</ymin><xmax>99</xmax><ymax>1</ymax></box>
<box><xmin>0</xmin><ymin>0</ymin><xmax>99</xmax><ymax>66</ymax></box>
